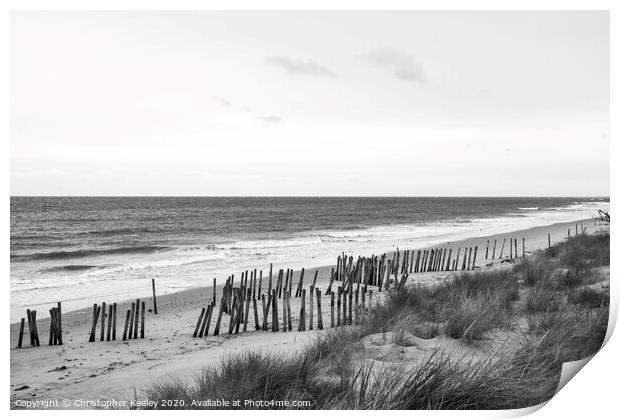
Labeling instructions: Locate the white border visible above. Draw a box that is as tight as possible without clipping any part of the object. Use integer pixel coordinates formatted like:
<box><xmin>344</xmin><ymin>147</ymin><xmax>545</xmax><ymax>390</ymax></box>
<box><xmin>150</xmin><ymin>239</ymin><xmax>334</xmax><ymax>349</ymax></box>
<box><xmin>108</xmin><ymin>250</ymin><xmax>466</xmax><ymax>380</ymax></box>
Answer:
<box><xmin>2</xmin><ymin>2</ymin><xmax>616</xmax><ymax>419</ymax></box>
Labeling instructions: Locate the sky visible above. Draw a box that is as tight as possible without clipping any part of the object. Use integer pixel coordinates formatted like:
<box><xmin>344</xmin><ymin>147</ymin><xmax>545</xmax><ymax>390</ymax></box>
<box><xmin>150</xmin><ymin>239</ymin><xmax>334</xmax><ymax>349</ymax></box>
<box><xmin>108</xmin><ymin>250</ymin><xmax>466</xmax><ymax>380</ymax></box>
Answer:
<box><xmin>10</xmin><ymin>11</ymin><xmax>609</xmax><ymax>196</ymax></box>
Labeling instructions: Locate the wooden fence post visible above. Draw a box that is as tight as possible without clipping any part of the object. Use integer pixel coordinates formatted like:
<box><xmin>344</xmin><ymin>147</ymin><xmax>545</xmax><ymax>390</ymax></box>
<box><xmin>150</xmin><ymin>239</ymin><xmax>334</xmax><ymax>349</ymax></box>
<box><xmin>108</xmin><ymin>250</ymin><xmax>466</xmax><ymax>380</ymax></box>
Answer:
<box><xmin>133</xmin><ymin>299</ymin><xmax>140</xmax><ymax>339</ymax></box>
<box><xmin>141</xmin><ymin>301</ymin><xmax>146</xmax><ymax>338</ymax></box>
<box><xmin>361</xmin><ymin>289</ymin><xmax>366</xmax><ymax>323</ymax></box>
<box><xmin>100</xmin><ymin>302</ymin><xmax>106</xmax><ymax>342</ymax></box>
<box><xmin>106</xmin><ymin>304</ymin><xmax>113</xmax><ymax>341</ymax></box>
<box><xmin>330</xmin><ymin>292</ymin><xmax>335</xmax><ymax>328</ymax></box>
<box><xmin>287</xmin><ymin>291</ymin><xmax>293</xmax><ymax>331</ymax></box>
<box><xmin>17</xmin><ymin>318</ymin><xmax>25</xmax><ymax>348</ymax></box>
<box><xmin>316</xmin><ymin>288</ymin><xmax>323</xmax><ymax>330</ymax></box>
<box><xmin>337</xmin><ymin>287</ymin><xmax>342</xmax><ymax>326</ymax></box>
<box><xmin>272</xmin><ymin>289</ymin><xmax>278</xmax><ymax>332</ymax></box>
<box><xmin>112</xmin><ymin>303</ymin><xmax>117</xmax><ymax>340</ymax></box>
<box><xmin>204</xmin><ymin>303</ymin><xmax>214</xmax><ymax>336</ymax></box>
<box><xmin>89</xmin><ymin>304</ymin><xmax>99</xmax><ymax>343</ymax></box>
<box><xmin>298</xmin><ymin>289</ymin><xmax>306</xmax><ymax>331</ymax></box>
<box><xmin>214</xmin><ymin>297</ymin><xmax>225</xmax><ymax>336</ymax></box>
<box><xmin>472</xmin><ymin>246</ymin><xmax>478</xmax><ymax>269</ymax></box>
<box><xmin>194</xmin><ymin>308</ymin><xmax>206</xmax><ymax>337</ymax></box>
<box><xmin>57</xmin><ymin>302</ymin><xmax>63</xmax><ymax>345</ymax></box>
<box><xmin>122</xmin><ymin>309</ymin><xmax>131</xmax><ymax>341</ymax></box>
<box><xmin>152</xmin><ymin>279</ymin><xmax>158</xmax><ymax>314</ymax></box>
<box><xmin>309</xmin><ymin>285</ymin><xmax>315</xmax><ymax>330</ymax></box>
<box><xmin>128</xmin><ymin>302</ymin><xmax>135</xmax><ymax>339</ymax></box>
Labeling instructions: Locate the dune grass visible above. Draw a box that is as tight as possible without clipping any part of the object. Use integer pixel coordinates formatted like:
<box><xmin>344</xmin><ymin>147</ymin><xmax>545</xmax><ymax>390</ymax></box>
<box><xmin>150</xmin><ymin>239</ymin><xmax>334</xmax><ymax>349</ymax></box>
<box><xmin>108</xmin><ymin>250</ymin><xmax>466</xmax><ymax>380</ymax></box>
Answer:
<box><xmin>143</xmin><ymin>231</ymin><xmax>609</xmax><ymax>410</ymax></box>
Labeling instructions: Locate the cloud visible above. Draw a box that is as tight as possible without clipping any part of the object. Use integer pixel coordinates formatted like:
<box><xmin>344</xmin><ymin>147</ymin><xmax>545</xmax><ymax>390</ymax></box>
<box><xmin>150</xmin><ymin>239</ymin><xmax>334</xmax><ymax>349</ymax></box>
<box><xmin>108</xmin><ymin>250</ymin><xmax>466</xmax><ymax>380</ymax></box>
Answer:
<box><xmin>213</xmin><ymin>96</ymin><xmax>231</xmax><ymax>107</ymax></box>
<box><xmin>266</xmin><ymin>56</ymin><xmax>335</xmax><ymax>77</ymax></box>
<box><xmin>258</xmin><ymin>115</ymin><xmax>284</xmax><ymax>124</ymax></box>
<box><xmin>358</xmin><ymin>49</ymin><xmax>426</xmax><ymax>83</ymax></box>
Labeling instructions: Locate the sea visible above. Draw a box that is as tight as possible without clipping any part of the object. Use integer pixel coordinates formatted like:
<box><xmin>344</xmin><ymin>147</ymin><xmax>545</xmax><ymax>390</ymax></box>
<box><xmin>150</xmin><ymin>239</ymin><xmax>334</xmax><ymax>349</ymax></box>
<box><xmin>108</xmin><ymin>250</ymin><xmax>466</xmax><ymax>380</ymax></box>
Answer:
<box><xmin>10</xmin><ymin>197</ymin><xmax>608</xmax><ymax>320</ymax></box>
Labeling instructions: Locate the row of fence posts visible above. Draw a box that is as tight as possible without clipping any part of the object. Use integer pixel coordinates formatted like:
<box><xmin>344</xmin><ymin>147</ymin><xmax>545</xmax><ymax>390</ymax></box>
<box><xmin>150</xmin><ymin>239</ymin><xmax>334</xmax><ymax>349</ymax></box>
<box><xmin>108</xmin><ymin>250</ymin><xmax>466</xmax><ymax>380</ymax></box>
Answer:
<box><xmin>88</xmin><ymin>299</ymin><xmax>146</xmax><ymax>342</ymax></box>
<box><xmin>193</xmin><ymin>281</ymin><xmax>377</xmax><ymax>337</ymax></box>
<box><xmin>17</xmin><ymin>303</ymin><xmax>63</xmax><ymax>349</ymax></box>
<box><xmin>16</xmin><ymin>234</ymin><xmax>536</xmax><ymax>348</ymax></box>
<box><xmin>483</xmin><ymin>237</ymin><xmax>526</xmax><ymax>261</ymax></box>
<box><xmin>193</xmin><ymin>261</ymin><xmax>384</xmax><ymax>337</ymax></box>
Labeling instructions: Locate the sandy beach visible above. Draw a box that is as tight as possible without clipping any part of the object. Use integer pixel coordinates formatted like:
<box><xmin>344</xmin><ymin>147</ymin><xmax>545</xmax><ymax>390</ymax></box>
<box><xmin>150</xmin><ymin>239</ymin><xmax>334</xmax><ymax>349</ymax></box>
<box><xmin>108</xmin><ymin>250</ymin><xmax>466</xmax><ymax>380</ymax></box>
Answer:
<box><xmin>9</xmin><ymin>217</ymin><xmax>599</xmax><ymax>407</ymax></box>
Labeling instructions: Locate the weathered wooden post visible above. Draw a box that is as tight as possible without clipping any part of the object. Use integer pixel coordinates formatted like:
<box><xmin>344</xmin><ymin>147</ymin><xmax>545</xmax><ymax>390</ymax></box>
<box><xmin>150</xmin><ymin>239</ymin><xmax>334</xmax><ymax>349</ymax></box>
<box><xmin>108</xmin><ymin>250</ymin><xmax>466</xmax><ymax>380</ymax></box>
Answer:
<box><xmin>298</xmin><ymin>289</ymin><xmax>306</xmax><ymax>331</ymax></box>
<box><xmin>214</xmin><ymin>297</ymin><xmax>225</xmax><ymax>335</ymax></box>
<box><xmin>128</xmin><ymin>302</ymin><xmax>135</xmax><ymax>339</ymax></box>
<box><xmin>122</xmin><ymin>309</ymin><xmax>131</xmax><ymax>341</ymax></box>
<box><xmin>316</xmin><ymin>288</ymin><xmax>323</xmax><ymax>330</ymax></box>
<box><xmin>272</xmin><ymin>288</ymin><xmax>278</xmax><ymax>332</ymax></box>
<box><xmin>17</xmin><ymin>318</ymin><xmax>25</xmax><ymax>348</ymax></box>
<box><xmin>244</xmin><ymin>288</ymin><xmax>251</xmax><ymax>332</ymax></box>
<box><xmin>133</xmin><ymin>299</ymin><xmax>140</xmax><ymax>339</ymax></box>
<box><xmin>337</xmin><ymin>286</ymin><xmax>342</xmax><ymax>326</ymax></box>
<box><xmin>194</xmin><ymin>308</ymin><xmax>206</xmax><ymax>337</ymax></box>
<box><xmin>354</xmin><ymin>289</ymin><xmax>359</xmax><ymax>325</ymax></box>
<box><xmin>261</xmin><ymin>294</ymin><xmax>269</xmax><ymax>331</ymax></box>
<box><xmin>140</xmin><ymin>301</ymin><xmax>146</xmax><ymax>338</ymax></box>
<box><xmin>106</xmin><ymin>304</ymin><xmax>113</xmax><ymax>341</ymax></box>
<box><xmin>342</xmin><ymin>289</ymin><xmax>348</xmax><ymax>325</ymax></box>
<box><xmin>100</xmin><ymin>302</ymin><xmax>106</xmax><ymax>342</ymax></box>
<box><xmin>204</xmin><ymin>303</ymin><xmax>214</xmax><ymax>336</ymax></box>
<box><xmin>253</xmin><ymin>293</ymin><xmax>260</xmax><ymax>330</ymax></box>
<box><xmin>348</xmin><ymin>286</ymin><xmax>353</xmax><ymax>325</ymax></box>
<box><xmin>57</xmin><ymin>302</ymin><xmax>63</xmax><ymax>345</ymax></box>
<box><xmin>229</xmin><ymin>294</ymin><xmax>238</xmax><ymax>335</ymax></box>
<box><xmin>309</xmin><ymin>285</ymin><xmax>315</xmax><ymax>330</ymax></box>
<box><xmin>48</xmin><ymin>309</ymin><xmax>56</xmax><ymax>345</ymax></box>
<box><xmin>461</xmin><ymin>248</ymin><xmax>468</xmax><ymax>270</ymax></box>
<box><xmin>112</xmin><ymin>303</ymin><xmax>117</xmax><ymax>340</ymax></box>
<box><xmin>287</xmin><ymin>291</ymin><xmax>292</xmax><ymax>331</ymax></box>
<box><xmin>89</xmin><ymin>304</ymin><xmax>99</xmax><ymax>343</ymax></box>
<box><xmin>361</xmin><ymin>289</ymin><xmax>366</xmax><ymax>323</ymax></box>
<box><xmin>281</xmin><ymin>290</ymin><xmax>288</xmax><ymax>333</ymax></box>
<box><xmin>213</xmin><ymin>278</ymin><xmax>217</xmax><ymax>306</ymax></box>
<box><xmin>472</xmin><ymin>246</ymin><xmax>478</xmax><ymax>269</ymax></box>
<box><xmin>31</xmin><ymin>310</ymin><xmax>40</xmax><ymax>346</ymax></box>
<box><xmin>152</xmin><ymin>279</ymin><xmax>158</xmax><ymax>314</ymax></box>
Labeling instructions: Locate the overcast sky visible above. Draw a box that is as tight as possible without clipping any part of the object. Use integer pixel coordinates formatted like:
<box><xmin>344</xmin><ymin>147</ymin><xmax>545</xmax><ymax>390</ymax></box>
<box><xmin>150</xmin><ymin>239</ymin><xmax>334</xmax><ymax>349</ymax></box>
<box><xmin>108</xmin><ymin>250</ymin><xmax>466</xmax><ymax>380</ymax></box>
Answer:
<box><xmin>11</xmin><ymin>11</ymin><xmax>609</xmax><ymax>196</ymax></box>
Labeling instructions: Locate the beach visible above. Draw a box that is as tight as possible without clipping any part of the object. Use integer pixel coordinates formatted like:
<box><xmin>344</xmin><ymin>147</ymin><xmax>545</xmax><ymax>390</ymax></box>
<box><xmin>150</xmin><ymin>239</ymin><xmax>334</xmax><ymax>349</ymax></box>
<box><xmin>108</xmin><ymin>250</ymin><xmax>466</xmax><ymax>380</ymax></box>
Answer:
<box><xmin>9</xmin><ymin>217</ymin><xmax>600</xmax><ymax>407</ymax></box>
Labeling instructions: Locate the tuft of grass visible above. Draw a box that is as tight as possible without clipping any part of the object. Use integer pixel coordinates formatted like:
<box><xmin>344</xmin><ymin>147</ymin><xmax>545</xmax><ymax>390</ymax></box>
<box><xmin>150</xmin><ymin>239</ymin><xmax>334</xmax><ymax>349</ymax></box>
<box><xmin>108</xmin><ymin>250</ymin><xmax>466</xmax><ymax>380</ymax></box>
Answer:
<box><xmin>513</xmin><ymin>257</ymin><xmax>550</xmax><ymax>287</ymax></box>
<box><xmin>443</xmin><ymin>294</ymin><xmax>512</xmax><ymax>342</ymax></box>
<box><xmin>525</xmin><ymin>286</ymin><xmax>561</xmax><ymax>314</ymax></box>
<box><xmin>544</xmin><ymin>232</ymin><xmax>610</xmax><ymax>273</ymax></box>
<box><xmin>552</xmin><ymin>269</ymin><xmax>583</xmax><ymax>289</ymax></box>
<box><xmin>524</xmin><ymin>304</ymin><xmax>608</xmax><ymax>362</ymax></box>
<box><xmin>568</xmin><ymin>288</ymin><xmax>609</xmax><ymax>309</ymax></box>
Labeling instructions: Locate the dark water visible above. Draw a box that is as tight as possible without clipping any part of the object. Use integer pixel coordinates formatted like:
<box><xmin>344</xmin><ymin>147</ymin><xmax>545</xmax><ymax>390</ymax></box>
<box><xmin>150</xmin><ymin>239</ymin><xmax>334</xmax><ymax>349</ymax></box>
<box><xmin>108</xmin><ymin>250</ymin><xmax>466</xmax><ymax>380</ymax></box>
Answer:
<box><xmin>10</xmin><ymin>196</ymin><xmax>603</xmax><ymax>261</ymax></box>
<box><xmin>10</xmin><ymin>196</ymin><xmax>607</xmax><ymax>316</ymax></box>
